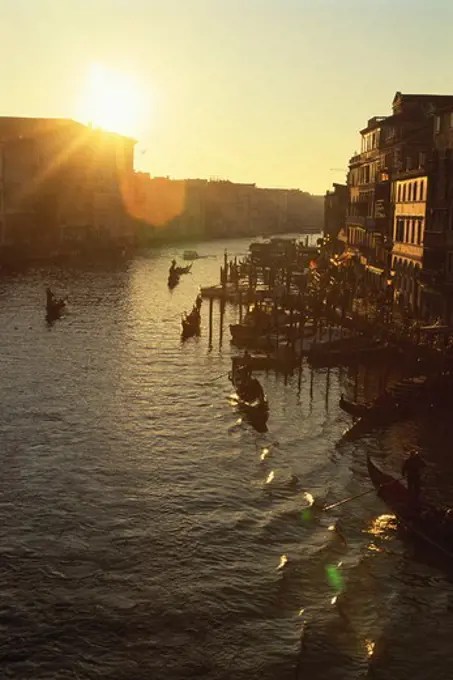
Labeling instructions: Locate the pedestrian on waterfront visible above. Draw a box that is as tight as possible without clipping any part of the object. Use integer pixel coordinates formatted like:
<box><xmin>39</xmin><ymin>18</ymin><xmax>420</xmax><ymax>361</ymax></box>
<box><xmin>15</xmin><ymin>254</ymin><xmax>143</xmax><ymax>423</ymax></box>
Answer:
<box><xmin>402</xmin><ymin>450</ymin><xmax>426</xmax><ymax>506</ymax></box>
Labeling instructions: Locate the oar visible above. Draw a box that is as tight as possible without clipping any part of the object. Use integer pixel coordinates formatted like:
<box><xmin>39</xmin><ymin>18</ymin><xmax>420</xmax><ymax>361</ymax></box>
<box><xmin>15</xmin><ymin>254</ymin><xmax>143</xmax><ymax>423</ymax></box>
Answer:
<box><xmin>197</xmin><ymin>371</ymin><xmax>231</xmax><ymax>386</ymax></box>
<box><xmin>323</xmin><ymin>477</ymin><xmax>403</xmax><ymax>511</ymax></box>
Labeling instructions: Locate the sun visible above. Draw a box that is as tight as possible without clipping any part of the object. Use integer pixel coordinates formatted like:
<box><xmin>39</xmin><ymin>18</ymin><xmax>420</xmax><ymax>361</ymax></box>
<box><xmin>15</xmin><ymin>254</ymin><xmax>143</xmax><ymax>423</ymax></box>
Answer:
<box><xmin>79</xmin><ymin>63</ymin><xmax>145</xmax><ymax>138</ymax></box>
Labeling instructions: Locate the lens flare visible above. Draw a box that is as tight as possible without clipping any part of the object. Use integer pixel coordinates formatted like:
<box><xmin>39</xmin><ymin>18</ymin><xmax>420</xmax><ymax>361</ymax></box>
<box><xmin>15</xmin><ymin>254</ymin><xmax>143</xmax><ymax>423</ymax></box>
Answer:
<box><xmin>326</xmin><ymin>564</ymin><xmax>344</xmax><ymax>592</ymax></box>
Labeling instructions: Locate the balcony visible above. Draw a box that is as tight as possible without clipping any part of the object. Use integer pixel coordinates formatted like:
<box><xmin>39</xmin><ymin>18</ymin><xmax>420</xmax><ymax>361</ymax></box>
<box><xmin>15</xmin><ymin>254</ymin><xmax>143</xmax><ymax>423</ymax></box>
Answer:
<box><xmin>346</xmin><ymin>215</ymin><xmax>377</xmax><ymax>231</ymax></box>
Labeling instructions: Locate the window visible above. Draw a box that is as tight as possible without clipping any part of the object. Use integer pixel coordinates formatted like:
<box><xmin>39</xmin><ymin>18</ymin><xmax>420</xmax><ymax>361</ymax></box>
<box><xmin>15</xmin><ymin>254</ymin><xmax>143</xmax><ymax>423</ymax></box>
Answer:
<box><xmin>408</xmin><ymin>183</ymin><xmax>412</xmax><ymax>202</ymax></box>
<box><xmin>413</xmin><ymin>181</ymin><xmax>418</xmax><ymax>201</ymax></box>
<box><xmin>402</xmin><ymin>184</ymin><xmax>406</xmax><ymax>202</ymax></box>
<box><xmin>419</xmin><ymin>180</ymin><xmax>425</xmax><ymax>202</ymax></box>
<box><xmin>450</xmin><ymin>112</ymin><xmax>453</xmax><ymax>129</ymax></box>
<box><xmin>413</xmin><ymin>221</ymin><xmax>419</xmax><ymax>246</ymax></box>
<box><xmin>397</xmin><ymin>183</ymin><xmax>401</xmax><ymax>202</ymax></box>
<box><xmin>435</xmin><ymin>115</ymin><xmax>441</xmax><ymax>134</ymax></box>
<box><xmin>418</xmin><ymin>219</ymin><xmax>424</xmax><ymax>245</ymax></box>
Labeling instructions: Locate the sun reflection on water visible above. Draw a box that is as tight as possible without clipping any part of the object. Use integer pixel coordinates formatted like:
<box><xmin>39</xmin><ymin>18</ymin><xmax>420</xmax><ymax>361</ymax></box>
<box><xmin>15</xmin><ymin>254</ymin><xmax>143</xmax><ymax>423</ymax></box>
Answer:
<box><xmin>365</xmin><ymin>639</ymin><xmax>375</xmax><ymax>657</ymax></box>
<box><xmin>277</xmin><ymin>554</ymin><xmax>288</xmax><ymax>570</ymax></box>
<box><xmin>303</xmin><ymin>492</ymin><xmax>315</xmax><ymax>507</ymax></box>
<box><xmin>367</xmin><ymin>514</ymin><xmax>396</xmax><ymax>538</ymax></box>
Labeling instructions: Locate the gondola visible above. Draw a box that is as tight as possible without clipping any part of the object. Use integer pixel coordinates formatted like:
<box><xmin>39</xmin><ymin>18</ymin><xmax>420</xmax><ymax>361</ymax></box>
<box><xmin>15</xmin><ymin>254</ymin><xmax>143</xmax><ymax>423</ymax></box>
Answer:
<box><xmin>181</xmin><ymin>308</ymin><xmax>201</xmax><ymax>340</ymax></box>
<box><xmin>228</xmin><ymin>359</ymin><xmax>269</xmax><ymax>430</ymax></box>
<box><xmin>367</xmin><ymin>454</ymin><xmax>453</xmax><ymax>558</ymax></box>
<box><xmin>46</xmin><ymin>298</ymin><xmax>66</xmax><ymax>322</ymax></box>
<box><xmin>168</xmin><ymin>271</ymin><xmax>180</xmax><ymax>289</ymax></box>
<box><xmin>339</xmin><ymin>394</ymin><xmax>371</xmax><ymax>418</ymax></box>
<box><xmin>174</xmin><ymin>264</ymin><xmax>192</xmax><ymax>275</ymax></box>
<box><xmin>339</xmin><ymin>394</ymin><xmax>407</xmax><ymax>426</ymax></box>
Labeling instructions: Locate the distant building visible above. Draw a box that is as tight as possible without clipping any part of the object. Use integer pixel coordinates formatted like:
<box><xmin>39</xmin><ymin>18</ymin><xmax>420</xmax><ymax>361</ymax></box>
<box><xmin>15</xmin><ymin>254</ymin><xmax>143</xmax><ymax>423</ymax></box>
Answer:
<box><xmin>324</xmin><ymin>183</ymin><xmax>347</xmax><ymax>251</ymax></box>
<box><xmin>0</xmin><ymin>117</ymin><xmax>136</xmax><ymax>257</ymax></box>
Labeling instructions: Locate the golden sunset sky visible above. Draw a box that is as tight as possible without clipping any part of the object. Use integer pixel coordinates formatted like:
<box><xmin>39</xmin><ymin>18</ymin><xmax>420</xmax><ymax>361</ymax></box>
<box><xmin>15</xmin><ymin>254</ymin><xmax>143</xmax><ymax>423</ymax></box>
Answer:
<box><xmin>2</xmin><ymin>0</ymin><xmax>453</xmax><ymax>194</ymax></box>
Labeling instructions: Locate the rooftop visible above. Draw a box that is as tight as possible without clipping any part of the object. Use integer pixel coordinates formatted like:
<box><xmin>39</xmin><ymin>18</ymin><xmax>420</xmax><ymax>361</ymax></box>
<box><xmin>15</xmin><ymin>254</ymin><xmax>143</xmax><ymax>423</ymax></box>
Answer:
<box><xmin>0</xmin><ymin>116</ymin><xmax>137</xmax><ymax>143</ymax></box>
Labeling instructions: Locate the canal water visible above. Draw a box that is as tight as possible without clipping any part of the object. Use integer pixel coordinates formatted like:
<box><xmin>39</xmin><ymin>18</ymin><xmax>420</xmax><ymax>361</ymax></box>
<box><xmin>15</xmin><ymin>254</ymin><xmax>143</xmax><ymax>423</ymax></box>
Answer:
<box><xmin>1</xmin><ymin>236</ymin><xmax>453</xmax><ymax>679</ymax></box>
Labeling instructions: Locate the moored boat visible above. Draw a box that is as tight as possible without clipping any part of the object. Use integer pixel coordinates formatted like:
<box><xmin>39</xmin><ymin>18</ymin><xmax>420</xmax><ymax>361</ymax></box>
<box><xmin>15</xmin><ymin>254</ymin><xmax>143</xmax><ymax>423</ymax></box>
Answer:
<box><xmin>339</xmin><ymin>392</ymin><xmax>409</xmax><ymax>426</ymax></box>
<box><xmin>339</xmin><ymin>395</ymin><xmax>372</xmax><ymax>418</ymax></box>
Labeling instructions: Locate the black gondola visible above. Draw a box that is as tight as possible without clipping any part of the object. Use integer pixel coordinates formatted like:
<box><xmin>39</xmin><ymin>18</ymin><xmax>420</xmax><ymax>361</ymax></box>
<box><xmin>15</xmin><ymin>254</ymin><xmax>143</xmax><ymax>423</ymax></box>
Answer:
<box><xmin>339</xmin><ymin>393</ymin><xmax>406</xmax><ymax>425</ymax></box>
<box><xmin>228</xmin><ymin>357</ymin><xmax>268</xmax><ymax>431</ymax></box>
<box><xmin>174</xmin><ymin>264</ymin><xmax>192</xmax><ymax>275</ymax></box>
<box><xmin>181</xmin><ymin>308</ymin><xmax>201</xmax><ymax>340</ymax></box>
<box><xmin>168</xmin><ymin>271</ymin><xmax>180</xmax><ymax>289</ymax></box>
<box><xmin>367</xmin><ymin>454</ymin><xmax>453</xmax><ymax>559</ymax></box>
<box><xmin>45</xmin><ymin>288</ymin><xmax>67</xmax><ymax>322</ymax></box>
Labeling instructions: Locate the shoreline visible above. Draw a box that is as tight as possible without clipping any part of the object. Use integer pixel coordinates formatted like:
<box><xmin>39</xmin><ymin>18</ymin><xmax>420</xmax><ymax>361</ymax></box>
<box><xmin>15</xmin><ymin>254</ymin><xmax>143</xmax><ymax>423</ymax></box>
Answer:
<box><xmin>0</xmin><ymin>228</ymin><xmax>322</xmax><ymax>272</ymax></box>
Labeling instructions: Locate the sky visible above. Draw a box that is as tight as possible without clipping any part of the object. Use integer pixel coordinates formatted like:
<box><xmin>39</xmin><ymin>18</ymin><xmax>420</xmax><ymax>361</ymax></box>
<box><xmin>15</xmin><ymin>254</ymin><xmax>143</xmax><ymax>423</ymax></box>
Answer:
<box><xmin>1</xmin><ymin>0</ymin><xmax>453</xmax><ymax>195</ymax></box>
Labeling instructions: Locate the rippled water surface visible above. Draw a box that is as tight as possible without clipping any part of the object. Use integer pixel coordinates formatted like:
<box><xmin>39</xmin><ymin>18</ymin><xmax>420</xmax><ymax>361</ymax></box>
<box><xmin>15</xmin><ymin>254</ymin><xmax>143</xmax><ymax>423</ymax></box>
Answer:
<box><xmin>1</xmin><ymin>237</ymin><xmax>453</xmax><ymax>679</ymax></box>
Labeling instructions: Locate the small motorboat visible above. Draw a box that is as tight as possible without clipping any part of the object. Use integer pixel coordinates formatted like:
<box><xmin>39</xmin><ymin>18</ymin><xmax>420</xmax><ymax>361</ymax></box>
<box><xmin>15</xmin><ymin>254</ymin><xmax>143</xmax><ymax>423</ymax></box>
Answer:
<box><xmin>183</xmin><ymin>250</ymin><xmax>199</xmax><ymax>260</ymax></box>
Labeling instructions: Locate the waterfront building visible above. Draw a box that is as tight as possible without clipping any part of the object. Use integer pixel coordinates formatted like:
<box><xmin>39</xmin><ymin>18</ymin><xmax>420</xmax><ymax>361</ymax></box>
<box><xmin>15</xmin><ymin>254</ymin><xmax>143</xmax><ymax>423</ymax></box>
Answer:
<box><xmin>419</xmin><ymin>103</ymin><xmax>453</xmax><ymax>322</ymax></box>
<box><xmin>0</xmin><ymin>117</ymin><xmax>136</xmax><ymax>258</ymax></box>
<box><xmin>345</xmin><ymin>92</ymin><xmax>453</xmax><ymax>290</ymax></box>
<box><xmin>391</xmin><ymin>170</ymin><xmax>428</xmax><ymax>315</ymax></box>
<box><xmin>324</xmin><ymin>183</ymin><xmax>347</xmax><ymax>252</ymax></box>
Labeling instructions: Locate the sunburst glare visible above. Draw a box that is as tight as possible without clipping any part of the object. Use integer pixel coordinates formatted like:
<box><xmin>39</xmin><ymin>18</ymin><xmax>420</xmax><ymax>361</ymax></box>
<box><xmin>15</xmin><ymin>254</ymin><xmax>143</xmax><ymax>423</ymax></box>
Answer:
<box><xmin>78</xmin><ymin>63</ymin><xmax>147</xmax><ymax>137</ymax></box>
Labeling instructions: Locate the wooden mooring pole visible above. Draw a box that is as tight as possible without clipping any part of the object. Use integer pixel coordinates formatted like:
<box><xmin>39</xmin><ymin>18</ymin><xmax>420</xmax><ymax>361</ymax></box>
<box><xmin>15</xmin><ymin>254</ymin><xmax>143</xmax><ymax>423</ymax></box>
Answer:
<box><xmin>208</xmin><ymin>297</ymin><xmax>213</xmax><ymax>349</ymax></box>
<box><xmin>219</xmin><ymin>299</ymin><xmax>225</xmax><ymax>349</ymax></box>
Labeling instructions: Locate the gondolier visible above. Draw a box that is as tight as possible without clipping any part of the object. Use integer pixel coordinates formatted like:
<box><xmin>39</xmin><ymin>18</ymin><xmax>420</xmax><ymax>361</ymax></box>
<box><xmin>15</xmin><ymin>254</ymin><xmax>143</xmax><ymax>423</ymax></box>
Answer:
<box><xmin>402</xmin><ymin>450</ymin><xmax>426</xmax><ymax>505</ymax></box>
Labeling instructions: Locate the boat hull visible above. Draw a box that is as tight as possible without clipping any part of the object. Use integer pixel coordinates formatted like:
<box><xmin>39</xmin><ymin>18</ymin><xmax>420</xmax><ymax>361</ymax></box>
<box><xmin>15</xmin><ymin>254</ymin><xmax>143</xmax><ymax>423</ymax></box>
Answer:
<box><xmin>367</xmin><ymin>454</ymin><xmax>453</xmax><ymax>558</ymax></box>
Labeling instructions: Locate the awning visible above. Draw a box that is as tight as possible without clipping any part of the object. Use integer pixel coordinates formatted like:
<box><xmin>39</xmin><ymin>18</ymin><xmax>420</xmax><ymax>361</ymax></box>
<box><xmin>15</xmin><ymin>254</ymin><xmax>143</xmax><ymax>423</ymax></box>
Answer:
<box><xmin>335</xmin><ymin>249</ymin><xmax>356</xmax><ymax>265</ymax></box>
<box><xmin>337</xmin><ymin>228</ymin><xmax>347</xmax><ymax>243</ymax></box>
<box><xmin>420</xmin><ymin>324</ymin><xmax>449</xmax><ymax>334</ymax></box>
<box><xmin>366</xmin><ymin>264</ymin><xmax>385</xmax><ymax>276</ymax></box>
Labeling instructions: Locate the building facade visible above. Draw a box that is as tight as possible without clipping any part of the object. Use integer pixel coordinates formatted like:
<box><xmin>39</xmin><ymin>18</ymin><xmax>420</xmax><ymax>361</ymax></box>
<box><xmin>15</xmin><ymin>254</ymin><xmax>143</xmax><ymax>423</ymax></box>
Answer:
<box><xmin>392</xmin><ymin>171</ymin><xmax>428</xmax><ymax>314</ymax></box>
<box><xmin>324</xmin><ymin>183</ymin><xmax>347</xmax><ymax>251</ymax></box>
<box><xmin>345</xmin><ymin>92</ymin><xmax>453</xmax><ymax>291</ymax></box>
<box><xmin>0</xmin><ymin>117</ymin><xmax>136</xmax><ymax>258</ymax></box>
<box><xmin>419</xmin><ymin>104</ymin><xmax>453</xmax><ymax>322</ymax></box>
